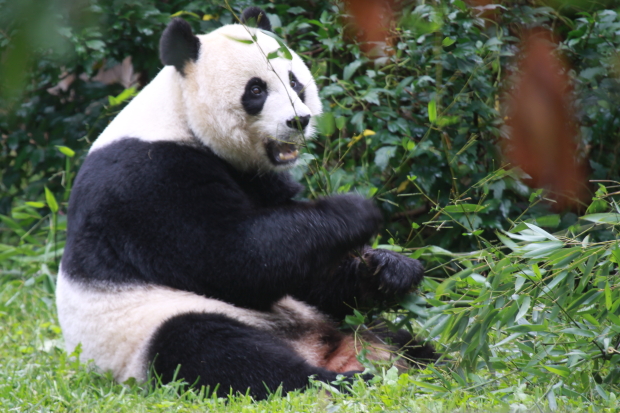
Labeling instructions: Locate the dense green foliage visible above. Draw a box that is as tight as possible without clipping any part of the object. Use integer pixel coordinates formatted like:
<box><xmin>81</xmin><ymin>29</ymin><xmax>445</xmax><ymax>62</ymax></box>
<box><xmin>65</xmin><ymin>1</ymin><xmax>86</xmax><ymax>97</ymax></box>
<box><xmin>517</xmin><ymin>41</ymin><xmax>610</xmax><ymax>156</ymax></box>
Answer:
<box><xmin>2</xmin><ymin>0</ymin><xmax>620</xmax><ymax>248</ymax></box>
<box><xmin>2</xmin><ymin>0</ymin><xmax>620</xmax><ymax>410</ymax></box>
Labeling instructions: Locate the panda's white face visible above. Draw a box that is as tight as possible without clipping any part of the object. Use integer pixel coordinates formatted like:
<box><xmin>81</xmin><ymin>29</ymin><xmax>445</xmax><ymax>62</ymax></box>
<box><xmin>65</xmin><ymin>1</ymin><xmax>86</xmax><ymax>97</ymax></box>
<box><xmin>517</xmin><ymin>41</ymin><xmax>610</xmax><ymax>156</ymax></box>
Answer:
<box><xmin>180</xmin><ymin>25</ymin><xmax>322</xmax><ymax>172</ymax></box>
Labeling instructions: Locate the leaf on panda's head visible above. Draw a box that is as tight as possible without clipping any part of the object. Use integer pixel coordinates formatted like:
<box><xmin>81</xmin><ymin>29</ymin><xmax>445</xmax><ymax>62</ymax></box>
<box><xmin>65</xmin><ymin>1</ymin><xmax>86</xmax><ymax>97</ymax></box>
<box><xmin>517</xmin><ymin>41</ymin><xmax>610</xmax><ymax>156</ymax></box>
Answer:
<box><xmin>274</xmin><ymin>38</ymin><xmax>293</xmax><ymax>60</ymax></box>
<box><xmin>222</xmin><ymin>34</ymin><xmax>254</xmax><ymax>45</ymax></box>
<box><xmin>260</xmin><ymin>31</ymin><xmax>294</xmax><ymax>61</ymax></box>
<box><xmin>266</xmin><ymin>46</ymin><xmax>293</xmax><ymax>61</ymax></box>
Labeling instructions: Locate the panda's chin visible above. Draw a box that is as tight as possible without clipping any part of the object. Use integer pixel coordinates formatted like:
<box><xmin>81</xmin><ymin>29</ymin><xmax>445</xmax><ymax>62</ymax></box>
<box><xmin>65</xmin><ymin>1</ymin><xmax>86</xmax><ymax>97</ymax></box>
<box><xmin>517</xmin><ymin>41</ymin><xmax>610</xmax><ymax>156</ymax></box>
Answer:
<box><xmin>265</xmin><ymin>139</ymin><xmax>299</xmax><ymax>166</ymax></box>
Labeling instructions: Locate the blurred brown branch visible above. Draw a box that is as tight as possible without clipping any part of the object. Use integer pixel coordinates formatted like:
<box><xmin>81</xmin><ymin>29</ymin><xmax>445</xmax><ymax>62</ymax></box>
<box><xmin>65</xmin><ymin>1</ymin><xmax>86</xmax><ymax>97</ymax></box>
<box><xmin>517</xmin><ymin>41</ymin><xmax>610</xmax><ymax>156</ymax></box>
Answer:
<box><xmin>504</xmin><ymin>29</ymin><xmax>587</xmax><ymax>210</ymax></box>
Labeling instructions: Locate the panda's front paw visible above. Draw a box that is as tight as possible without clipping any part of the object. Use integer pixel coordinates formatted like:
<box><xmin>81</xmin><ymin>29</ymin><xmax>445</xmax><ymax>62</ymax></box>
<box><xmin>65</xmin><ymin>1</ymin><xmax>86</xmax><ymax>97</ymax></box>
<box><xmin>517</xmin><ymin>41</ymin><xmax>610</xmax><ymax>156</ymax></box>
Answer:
<box><xmin>316</xmin><ymin>194</ymin><xmax>382</xmax><ymax>246</ymax></box>
<box><xmin>361</xmin><ymin>248</ymin><xmax>424</xmax><ymax>297</ymax></box>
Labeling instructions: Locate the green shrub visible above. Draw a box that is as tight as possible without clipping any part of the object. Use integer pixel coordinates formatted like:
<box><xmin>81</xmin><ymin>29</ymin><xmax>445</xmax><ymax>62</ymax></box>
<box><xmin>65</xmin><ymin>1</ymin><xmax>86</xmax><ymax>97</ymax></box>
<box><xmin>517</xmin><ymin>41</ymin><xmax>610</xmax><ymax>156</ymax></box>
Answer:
<box><xmin>417</xmin><ymin>185</ymin><xmax>620</xmax><ymax>403</ymax></box>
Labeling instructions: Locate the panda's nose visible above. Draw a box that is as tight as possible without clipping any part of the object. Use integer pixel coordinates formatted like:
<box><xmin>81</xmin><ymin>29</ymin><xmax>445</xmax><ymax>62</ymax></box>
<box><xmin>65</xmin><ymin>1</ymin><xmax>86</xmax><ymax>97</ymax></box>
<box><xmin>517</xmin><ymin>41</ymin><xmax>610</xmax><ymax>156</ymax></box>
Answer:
<box><xmin>286</xmin><ymin>115</ymin><xmax>310</xmax><ymax>131</ymax></box>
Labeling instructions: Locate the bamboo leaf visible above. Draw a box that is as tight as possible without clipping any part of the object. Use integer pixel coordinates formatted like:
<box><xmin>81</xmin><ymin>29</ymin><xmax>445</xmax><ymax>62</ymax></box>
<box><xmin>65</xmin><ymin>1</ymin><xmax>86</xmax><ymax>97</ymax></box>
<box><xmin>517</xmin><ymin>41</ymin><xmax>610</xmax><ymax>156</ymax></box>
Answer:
<box><xmin>343</xmin><ymin>60</ymin><xmax>363</xmax><ymax>81</ymax></box>
<box><xmin>561</xmin><ymin>328</ymin><xmax>595</xmax><ymax>337</ymax></box>
<box><xmin>25</xmin><ymin>202</ymin><xmax>45</xmax><ymax>208</ymax></box>
<box><xmin>605</xmin><ymin>281</ymin><xmax>612</xmax><ymax>310</ymax></box>
<box><xmin>410</xmin><ymin>380</ymin><xmax>447</xmax><ymax>392</ymax></box>
<box><xmin>428</xmin><ymin>99</ymin><xmax>437</xmax><ymax>123</ymax></box>
<box><xmin>581</xmin><ymin>213</ymin><xmax>620</xmax><ymax>224</ymax></box>
<box><xmin>55</xmin><ymin>146</ymin><xmax>75</xmax><ymax>157</ymax></box>
<box><xmin>524</xmin><ymin>222</ymin><xmax>559</xmax><ymax>241</ymax></box>
<box><xmin>274</xmin><ymin>38</ymin><xmax>292</xmax><ymax>60</ymax></box>
<box><xmin>44</xmin><ymin>187</ymin><xmax>58</xmax><ymax>213</ymax></box>
<box><xmin>506</xmin><ymin>324</ymin><xmax>548</xmax><ymax>333</ymax></box>
<box><xmin>443</xmin><ymin>204</ymin><xmax>487</xmax><ymax>214</ymax></box>
<box><xmin>223</xmin><ymin>34</ymin><xmax>253</xmax><ymax>44</ymax></box>
<box><xmin>543</xmin><ymin>365</ymin><xmax>571</xmax><ymax>378</ymax></box>
<box><xmin>515</xmin><ymin>296</ymin><xmax>530</xmax><ymax>321</ymax></box>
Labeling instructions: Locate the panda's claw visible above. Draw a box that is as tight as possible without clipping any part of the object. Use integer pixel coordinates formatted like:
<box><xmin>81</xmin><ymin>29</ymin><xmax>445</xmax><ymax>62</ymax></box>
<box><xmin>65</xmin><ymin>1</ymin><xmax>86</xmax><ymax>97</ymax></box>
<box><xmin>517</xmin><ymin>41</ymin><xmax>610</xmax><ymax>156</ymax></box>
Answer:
<box><xmin>372</xmin><ymin>264</ymin><xmax>383</xmax><ymax>276</ymax></box>
<box><xmin>339</xmin><ymin>370</ymin><xmax>374</xmax><ymax>384</ymax></box>
<box><xmin>361</xmin><ymin>248</ymin><xmax>424</xmax><ymax>299</ymax></box>
<box><xmin>348</xmin><ymin>371</ymin><xmax>374</xmax><ymax>382</ymax></box>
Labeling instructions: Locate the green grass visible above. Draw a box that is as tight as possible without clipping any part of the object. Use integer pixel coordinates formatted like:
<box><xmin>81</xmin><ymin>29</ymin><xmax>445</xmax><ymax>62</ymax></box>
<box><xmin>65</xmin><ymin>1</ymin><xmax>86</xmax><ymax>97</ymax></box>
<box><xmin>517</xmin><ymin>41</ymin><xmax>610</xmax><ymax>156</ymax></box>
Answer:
<box><xmin>0</xmin><ymin>272</ymin><xmax>617</xmax><ymax>412</ymax></box>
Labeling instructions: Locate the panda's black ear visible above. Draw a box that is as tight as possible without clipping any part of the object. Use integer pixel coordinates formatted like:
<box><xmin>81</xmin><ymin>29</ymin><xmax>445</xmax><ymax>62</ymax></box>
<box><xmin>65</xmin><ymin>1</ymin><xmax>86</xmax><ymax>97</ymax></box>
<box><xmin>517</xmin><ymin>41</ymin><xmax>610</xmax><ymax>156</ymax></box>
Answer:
<box><xmin>160</xmin><ymin>18</ymin><xmax>201</xmax><ymax>75</ymax></box>
<box><xmin>240</xmin><ymin>7</ymin><xmax>272</xmax><ymax>32</ymax></box>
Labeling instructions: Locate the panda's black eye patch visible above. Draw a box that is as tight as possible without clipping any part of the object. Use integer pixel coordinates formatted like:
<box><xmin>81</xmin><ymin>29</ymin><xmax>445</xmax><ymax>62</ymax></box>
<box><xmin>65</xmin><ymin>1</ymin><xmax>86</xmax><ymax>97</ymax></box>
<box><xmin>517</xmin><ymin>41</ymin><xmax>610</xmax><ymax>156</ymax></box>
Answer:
<box><xmin>289</xmin><ymin>72</ymin><xmax>305</xmax><ymax>103</ymax></box>
<box><xmin>242</xmin><ymin>77</ymin><xmax>268</xmax><ymax>116</ymax></box>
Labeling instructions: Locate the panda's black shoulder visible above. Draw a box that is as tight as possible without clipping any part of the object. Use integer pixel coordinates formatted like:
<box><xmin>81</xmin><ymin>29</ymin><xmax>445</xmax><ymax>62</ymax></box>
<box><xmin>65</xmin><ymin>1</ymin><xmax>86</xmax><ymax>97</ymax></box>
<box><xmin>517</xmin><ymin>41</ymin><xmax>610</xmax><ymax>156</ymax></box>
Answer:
<box><xmin>81</xmin><ymin>138</ymin><xmax>226</xmax><ymax>182</ymax></box>
<box><xmin>234</xmin><ymin>169</ymin><xmax>304</xmax><ymax>206</ymax></box>
<box><xmin>76</xmin><ymin>138</ymin><xmax>302</xmax><ymax>209</ymax></box>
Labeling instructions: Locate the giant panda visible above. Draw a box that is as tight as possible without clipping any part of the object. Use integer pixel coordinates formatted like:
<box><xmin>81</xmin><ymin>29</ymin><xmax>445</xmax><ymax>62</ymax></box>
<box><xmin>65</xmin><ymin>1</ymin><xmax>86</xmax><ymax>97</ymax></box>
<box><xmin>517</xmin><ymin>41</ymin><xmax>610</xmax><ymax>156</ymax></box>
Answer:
<box><xmin>56</xmin><ymin>7</ymin><xmax>435</xmax><ymax>400</ymax></box>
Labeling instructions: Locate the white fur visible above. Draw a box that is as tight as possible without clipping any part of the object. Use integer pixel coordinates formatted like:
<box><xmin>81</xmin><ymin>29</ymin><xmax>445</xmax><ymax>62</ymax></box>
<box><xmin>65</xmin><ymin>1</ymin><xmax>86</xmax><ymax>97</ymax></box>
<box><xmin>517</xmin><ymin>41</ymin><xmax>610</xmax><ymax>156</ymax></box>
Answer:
<box><xmin>90</xmin><ymin>67</ymin><xmax>192</xmax><ymax>153</ymax></box>
<box><xmin>56</xmin><ymin>269</ymin><xmax>336</xmax><ymax>382</ymax></box>
<box><xmin>91</xmin><ymin>24</ymin><xmax>322</xmax><ymax>172</ymax></box>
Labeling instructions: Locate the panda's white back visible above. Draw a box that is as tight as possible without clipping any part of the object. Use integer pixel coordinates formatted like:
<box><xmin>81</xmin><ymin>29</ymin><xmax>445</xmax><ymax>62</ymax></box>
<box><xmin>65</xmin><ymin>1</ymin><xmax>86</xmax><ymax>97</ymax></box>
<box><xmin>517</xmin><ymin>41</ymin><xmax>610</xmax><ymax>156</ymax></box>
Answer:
<box><xmin>89</xmin><ymin>66</ymin><xmax>191</xmax><ymax>153</ymax></box>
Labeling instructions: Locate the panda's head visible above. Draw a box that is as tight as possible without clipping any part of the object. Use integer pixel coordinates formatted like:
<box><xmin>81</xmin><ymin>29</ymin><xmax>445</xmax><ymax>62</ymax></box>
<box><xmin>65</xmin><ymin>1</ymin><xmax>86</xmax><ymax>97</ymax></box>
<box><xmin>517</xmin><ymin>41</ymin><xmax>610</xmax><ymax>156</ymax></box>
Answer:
<box><xmin>159</xmin><ymin>8</ymin><xmax>322</xmax><ymax>172</ymax></box>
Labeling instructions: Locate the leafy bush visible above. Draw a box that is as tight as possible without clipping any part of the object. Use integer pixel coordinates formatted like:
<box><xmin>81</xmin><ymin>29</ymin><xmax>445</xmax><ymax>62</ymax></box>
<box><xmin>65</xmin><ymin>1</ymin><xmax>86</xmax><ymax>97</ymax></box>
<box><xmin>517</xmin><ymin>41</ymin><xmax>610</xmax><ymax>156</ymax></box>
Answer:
<box><xmin>416</xmin><ymin>195</ymin><xmax>620</xmax><ymax>404</ymax></box>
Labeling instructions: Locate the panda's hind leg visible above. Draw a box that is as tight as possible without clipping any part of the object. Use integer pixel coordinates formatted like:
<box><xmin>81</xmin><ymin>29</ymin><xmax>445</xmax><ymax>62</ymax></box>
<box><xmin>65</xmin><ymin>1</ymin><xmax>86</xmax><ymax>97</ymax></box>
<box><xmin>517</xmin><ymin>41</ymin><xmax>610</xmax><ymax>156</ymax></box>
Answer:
<box><xmin>366</xmin><ymin>323</ymin><xmax>438</xmax><ymax>367</ymax></box>
<box><xmin>147</xmin><ymin>312</ymin><xmax>360</xmax><ymax>400</ymax></box>
<box><xmin>383</xmin><ymin>329</ymin><xmax>438</xmax><ymax>366</ymax></box>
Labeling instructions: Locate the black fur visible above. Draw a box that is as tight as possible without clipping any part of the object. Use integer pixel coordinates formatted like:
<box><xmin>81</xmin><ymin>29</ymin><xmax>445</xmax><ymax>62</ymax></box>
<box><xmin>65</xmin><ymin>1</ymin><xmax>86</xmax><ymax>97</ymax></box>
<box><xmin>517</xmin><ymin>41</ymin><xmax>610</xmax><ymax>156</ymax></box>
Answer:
<box><xmin>160</xmin><ymin>18</ymin><xmax>201</xmax><ymax>75</ymax></box>
<box><xmin>148</xmin><ymin>312</ymin><xmax>365</xmax><ymax>399</ymax></box>
<box><xmin>285</xmin><ymin>115</ymin><xmax>310</xmax><ymax>131</ymax></box>
<box><xmin>241</xmin><ymin>77</ymin><xmax>269</xmax><ymax>116</ymax></box>
<box><xmin>62</xmin><ymin>138</ymin><xmax>426</xmax><ymax>314</ymax></box>
<box><xmin>396</xmin><ymin>335</ymin><xmax>438</xmax><ymax>365</ymax></box>
<box><xmin>240</xmin><ymin>7</ymin><xmax>272</xmax><ymax>32</ymax></box>
<box><xmin>366</xmin><ymin>323</ymin><xmax>438</xmax><ymax>365</ymax></box>
<box><xmin>290</xmin><ymin>72</ymin><xmax>305</xmax><ymax>102</ymax></box>
<box><xmin>286</xmin><ymin>116</ymin><xmax>310</xmax><ymax>131</ymax></box>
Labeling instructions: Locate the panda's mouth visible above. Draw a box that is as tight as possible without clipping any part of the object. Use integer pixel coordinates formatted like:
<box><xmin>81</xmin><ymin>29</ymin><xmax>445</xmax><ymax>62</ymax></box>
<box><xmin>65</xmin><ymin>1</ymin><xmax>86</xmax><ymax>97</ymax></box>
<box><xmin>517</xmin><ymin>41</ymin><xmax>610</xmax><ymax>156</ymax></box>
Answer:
<box><xmin>265</xmin><ymin>139</ymin><xmax>299</xmax><ymax>165</ymax></box>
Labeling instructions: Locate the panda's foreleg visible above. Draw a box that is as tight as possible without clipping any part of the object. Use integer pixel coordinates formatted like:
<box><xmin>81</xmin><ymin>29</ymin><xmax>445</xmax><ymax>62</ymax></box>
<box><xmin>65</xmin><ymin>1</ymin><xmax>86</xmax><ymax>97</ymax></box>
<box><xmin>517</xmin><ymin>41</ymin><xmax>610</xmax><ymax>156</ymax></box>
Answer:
<box><xmin>147</xmin><ymin>312</ymin><xmax>364</xmax><ymax>400</ymax></box>
<box><xmin>289</xmin><ymin>253</ymin><xmax>367</xmax><ymax>321</ymax></box>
